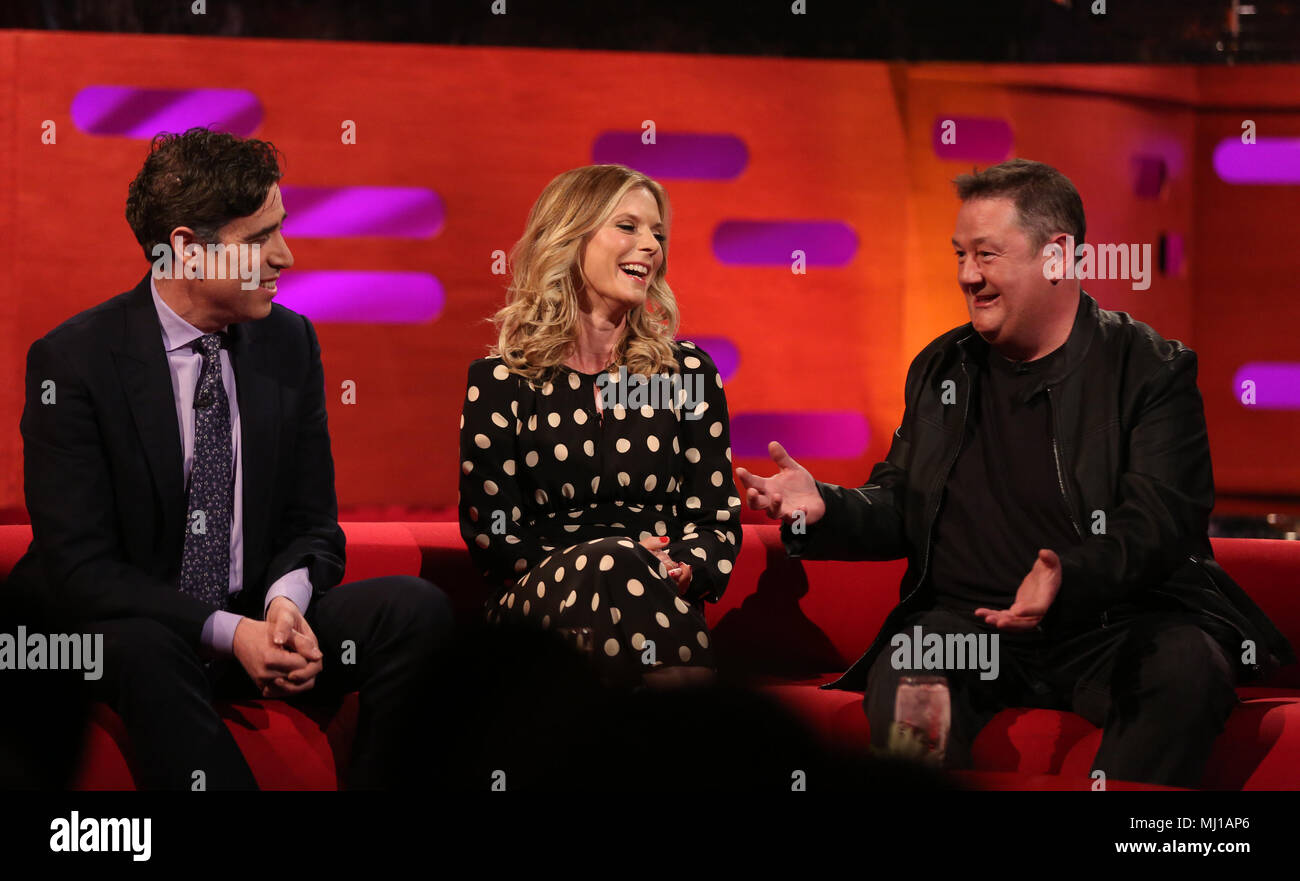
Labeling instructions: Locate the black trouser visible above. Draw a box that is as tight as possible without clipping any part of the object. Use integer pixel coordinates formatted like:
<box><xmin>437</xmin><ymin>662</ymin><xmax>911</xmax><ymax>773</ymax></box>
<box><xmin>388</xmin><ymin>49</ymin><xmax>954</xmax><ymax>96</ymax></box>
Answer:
<box><xmin>89</xmin><ymin>575</ymin><xmax>453</xmax><ymax>790</ymax></box>
<box><xmin>864</xmin><ymin>606</ymin><xmax>1239</xmax><ymax>787</ymax></box>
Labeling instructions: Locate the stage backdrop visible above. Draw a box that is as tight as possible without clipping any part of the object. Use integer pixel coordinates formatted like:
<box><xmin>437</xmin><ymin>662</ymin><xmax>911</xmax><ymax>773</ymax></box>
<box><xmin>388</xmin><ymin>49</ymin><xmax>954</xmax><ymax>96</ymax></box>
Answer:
<box><xmin>1</xmin><ymin>31</ymin><xmax>1297</xmax><ymax>522</ymax></box>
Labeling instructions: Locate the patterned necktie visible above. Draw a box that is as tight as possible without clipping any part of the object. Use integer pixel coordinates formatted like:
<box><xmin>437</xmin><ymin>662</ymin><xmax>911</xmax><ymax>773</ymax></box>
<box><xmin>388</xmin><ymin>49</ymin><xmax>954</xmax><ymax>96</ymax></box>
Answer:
<box><xmin>178</xmin><ymin>332</ymin><xmax>232</xmax><ymax>610</ymax></box>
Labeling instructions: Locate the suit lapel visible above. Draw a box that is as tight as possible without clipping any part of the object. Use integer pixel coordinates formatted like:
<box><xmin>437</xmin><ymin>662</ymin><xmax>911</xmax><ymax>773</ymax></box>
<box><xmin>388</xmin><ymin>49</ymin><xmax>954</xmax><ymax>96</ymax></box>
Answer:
<box><xmin>111</xmin><ymin>275</ymin><xmax>186</xmax><ymax>546</ymax></box>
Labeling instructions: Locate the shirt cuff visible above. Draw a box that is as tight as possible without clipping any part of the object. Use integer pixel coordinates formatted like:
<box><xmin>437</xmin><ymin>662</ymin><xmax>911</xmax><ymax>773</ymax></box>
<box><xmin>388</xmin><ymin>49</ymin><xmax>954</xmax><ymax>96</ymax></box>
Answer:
<box><xmin>263</xmin><ymin>566</ymin><xmax>313</xmax><ymax>618</ymax></box>
<box><xmin>200</xmin><ymin>610</ymin><xmax>244</xmax><ymax>657</ymax></box>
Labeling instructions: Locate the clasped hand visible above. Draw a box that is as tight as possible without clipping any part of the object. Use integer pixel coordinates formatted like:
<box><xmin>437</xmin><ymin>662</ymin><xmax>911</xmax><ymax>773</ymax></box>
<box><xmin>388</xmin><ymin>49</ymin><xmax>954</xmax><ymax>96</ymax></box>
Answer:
<box><xmin>232</xmin><ymin>596</ymin><xmax>324</xmax><ymax>697</ymax></box>
<box><xmin>639</xmin><ymin>536</ymin><xmax>693</xmax><ymax>593</ymax></box>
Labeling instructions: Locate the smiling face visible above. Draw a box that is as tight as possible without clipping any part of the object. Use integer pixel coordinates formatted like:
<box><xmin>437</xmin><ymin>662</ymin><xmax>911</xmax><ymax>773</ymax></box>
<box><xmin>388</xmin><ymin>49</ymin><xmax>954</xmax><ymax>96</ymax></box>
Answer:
<box><xmin>951</xmin><ymin>196</ymin><xmax>1066</xmax><ymax>360</ymax></box>
<box><xmin>173</xmin><ymin>183</ymin><xmax>293</xmax><ymax>330</ymax></box>
<box><xmin>579</xmin><ymin>186</ymin><xmax>665</xmax><ymax>316</ymax></box>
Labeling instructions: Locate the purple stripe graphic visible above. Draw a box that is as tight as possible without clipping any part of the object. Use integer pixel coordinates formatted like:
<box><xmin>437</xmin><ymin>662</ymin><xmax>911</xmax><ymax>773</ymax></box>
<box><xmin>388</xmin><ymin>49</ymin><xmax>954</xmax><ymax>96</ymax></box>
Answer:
<box><xmin>591</xmin><ymin>132</ymin><xmax>748</xmax><ymax>179</ymax></box>
<box><xmin>1159</xmin><ymin>232</ymin><xmax>1184</xmax><ymax>277</ymax></box>
<box><xmin>1132</xmin><ymin>155</ymin><xmax>1167</xmax><ymax>198</ymax></box>
<box><xmin>682</xmin><ymin>336</ymin><xmax>740</xmax><ymax>381</ymax></box>
<box><xmin>71</xmin><ymin>86</ymin><xmax>262</xmax><ymax>137</ymax></box>
<box><xmin>932</xmin><ymin>116</ymin><xmax>1014</xmax><ymax>162</ymax></box>
<box><xmin>1232</xmin><ymin>363</ymin><xmax>1300</xmax><ymax>409</ymax></box>
<box><xmin>273</xmin><ymin>272</ymin><xmax>444</xmax><ymax>323</ymax></box>
<box><xmin>731</xmin><ymin>412</ymin><xmax>869</xmax><ymax>459</ymax></box>
<box><xmin>280</xmin><ymin>186</ymin><xmax>445</xmax><ymax>238</ymax></box>
<box><xmin>712</xmin><ymin>221</ymin><xmax>858</xmax><ymax>267</ymax></box>
<box><xmin>1213</xmin><ymin>138</ymin><xmax>1300</xmax><ymax>184</ymax></box>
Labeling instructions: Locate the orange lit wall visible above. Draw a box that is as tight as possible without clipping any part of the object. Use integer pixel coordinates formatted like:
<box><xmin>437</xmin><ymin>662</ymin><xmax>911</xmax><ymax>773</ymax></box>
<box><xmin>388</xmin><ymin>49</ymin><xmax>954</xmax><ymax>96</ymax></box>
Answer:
<box><xmin>0</xmin><ymin>31</ymin><xmax>1296</xmax><ymax>521</ymax></box>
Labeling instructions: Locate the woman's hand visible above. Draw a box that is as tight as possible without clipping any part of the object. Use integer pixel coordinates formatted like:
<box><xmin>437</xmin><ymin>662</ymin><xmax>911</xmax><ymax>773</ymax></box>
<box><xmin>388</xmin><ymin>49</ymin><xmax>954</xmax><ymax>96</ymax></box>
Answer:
<box><xmin>639</xmin><ymin>535</ymin><xmax>693</xmax><ymax>593</ymax></box>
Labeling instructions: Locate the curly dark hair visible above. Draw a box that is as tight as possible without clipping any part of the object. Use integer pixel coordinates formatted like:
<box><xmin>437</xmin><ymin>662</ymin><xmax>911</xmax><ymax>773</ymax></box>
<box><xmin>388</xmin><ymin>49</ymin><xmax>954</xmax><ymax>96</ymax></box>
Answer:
<box><xmin>125</xmin><ymin>127</ymin><xmax>284</xmax><ymax>261</ymax></box>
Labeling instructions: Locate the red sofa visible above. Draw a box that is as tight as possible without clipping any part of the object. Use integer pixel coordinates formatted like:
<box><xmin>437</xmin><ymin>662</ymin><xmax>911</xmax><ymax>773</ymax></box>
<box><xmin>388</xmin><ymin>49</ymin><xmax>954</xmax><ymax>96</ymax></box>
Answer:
<box><xmin>3</xmin><ymin>522</ymin><xmax>1298</xmax><ymax>790</ymax></box>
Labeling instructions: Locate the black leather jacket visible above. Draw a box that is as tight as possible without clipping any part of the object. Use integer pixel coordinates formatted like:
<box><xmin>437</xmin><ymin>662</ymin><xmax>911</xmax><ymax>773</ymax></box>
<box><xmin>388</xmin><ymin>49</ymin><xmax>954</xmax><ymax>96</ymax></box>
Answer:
<box><xmin>784</xmin><ymin>291</ymin><xmax>1295</xmax><ymax>690</ymax></box>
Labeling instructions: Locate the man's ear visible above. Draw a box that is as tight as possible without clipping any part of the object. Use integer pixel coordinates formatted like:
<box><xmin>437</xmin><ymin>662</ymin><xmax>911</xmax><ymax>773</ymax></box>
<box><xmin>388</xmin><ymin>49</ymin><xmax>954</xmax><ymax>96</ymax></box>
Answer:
<box><xmin>167</xmin><ymin>226</ymin><xmax>205</xmax><ymax>279</ymax></box>
<box><xmin>1041</xmin><ymin>231</ymin><xmax>1072</xmax><ymax>283</ymax></box>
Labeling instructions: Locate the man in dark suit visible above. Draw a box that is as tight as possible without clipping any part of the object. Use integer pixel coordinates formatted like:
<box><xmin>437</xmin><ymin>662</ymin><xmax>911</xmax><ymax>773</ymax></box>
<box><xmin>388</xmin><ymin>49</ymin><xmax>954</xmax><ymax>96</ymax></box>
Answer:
<box><xmin>9</xmin><ymin>127</ymin><xmax>452</xmax><ymax>790</ymax></box>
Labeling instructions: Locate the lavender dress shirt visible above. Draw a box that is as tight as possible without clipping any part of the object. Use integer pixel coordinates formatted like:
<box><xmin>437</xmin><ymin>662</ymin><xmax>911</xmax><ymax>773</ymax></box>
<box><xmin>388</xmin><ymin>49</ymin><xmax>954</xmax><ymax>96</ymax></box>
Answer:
<box><xmin>151</xmin><ymin>278</ymin><xmax>312</xmax><ymax>656</ymax></box>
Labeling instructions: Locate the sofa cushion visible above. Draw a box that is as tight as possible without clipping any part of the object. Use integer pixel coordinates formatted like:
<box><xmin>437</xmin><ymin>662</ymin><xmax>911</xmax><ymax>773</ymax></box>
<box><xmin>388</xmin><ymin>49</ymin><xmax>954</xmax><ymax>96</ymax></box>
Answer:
<box><xmin>757</xmin><ymin>678</ymin><xmax>1300</xmax><ymax>789</ymax></box>
<box><xmin>0</xmin><ymin>522</ymin><xmax>1296</xmax><ymax>790</ymax></box>
<box><xmin>73</xmin><ymin>695</ymin><xmax>358</xmax><ymax>790</ymax></box>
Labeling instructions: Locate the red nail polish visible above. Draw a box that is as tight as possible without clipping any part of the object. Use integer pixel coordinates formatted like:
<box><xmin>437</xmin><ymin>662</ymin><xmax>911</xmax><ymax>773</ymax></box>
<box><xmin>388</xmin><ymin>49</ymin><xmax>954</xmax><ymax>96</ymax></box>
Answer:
<box><xmin>659</xmin><ymin>536</ymin><xmax>669</xmax><ymax>543</ymax></box>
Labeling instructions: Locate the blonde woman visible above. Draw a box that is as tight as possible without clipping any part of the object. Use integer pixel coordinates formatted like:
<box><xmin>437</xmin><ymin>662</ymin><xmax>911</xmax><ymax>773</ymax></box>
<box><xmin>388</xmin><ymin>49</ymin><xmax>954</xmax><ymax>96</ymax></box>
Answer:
<box><xmin>458</xmin><ymin>165</ymin><xmax>740</xmax><ymax>687</ymax></box>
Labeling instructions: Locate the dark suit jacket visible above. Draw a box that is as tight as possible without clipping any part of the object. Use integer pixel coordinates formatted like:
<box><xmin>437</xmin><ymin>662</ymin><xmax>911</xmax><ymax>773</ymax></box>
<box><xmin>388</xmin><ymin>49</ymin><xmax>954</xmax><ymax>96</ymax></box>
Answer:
<box><xmin>8</xmin><ymin>272</ymin><xmax>346</xmax><ymax>646</ymax></box>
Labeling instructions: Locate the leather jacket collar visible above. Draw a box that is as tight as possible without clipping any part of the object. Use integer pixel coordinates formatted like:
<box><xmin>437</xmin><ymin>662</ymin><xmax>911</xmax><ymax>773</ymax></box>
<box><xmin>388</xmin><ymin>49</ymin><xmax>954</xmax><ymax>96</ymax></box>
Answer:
<box><xmin>956</xmin><ymin>290</ymin><xmax>1100</xmax><ymax>405</ymax></box>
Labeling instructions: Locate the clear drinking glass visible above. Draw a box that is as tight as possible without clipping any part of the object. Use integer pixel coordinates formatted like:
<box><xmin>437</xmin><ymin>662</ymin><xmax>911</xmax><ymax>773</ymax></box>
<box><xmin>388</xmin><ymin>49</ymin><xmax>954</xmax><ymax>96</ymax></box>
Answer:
<box><xmin>891</xmin><ymin>675</ymin><xmax>951</xmax><ymax>765</ymax></box>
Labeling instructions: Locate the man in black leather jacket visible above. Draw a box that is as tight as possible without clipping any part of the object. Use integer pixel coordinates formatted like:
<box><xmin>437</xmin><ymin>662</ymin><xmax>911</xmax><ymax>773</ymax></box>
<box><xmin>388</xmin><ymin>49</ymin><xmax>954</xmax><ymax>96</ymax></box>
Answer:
<box><xmin>737</xmin><ymin>159</ymin><xmax>1294</xmax><ymax>787</ymax></box>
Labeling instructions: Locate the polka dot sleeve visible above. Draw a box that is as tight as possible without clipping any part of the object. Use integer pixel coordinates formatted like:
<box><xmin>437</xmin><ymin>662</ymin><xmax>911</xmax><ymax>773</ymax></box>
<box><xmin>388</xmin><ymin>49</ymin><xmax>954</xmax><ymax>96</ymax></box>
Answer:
<box><xmin>458</xmin><ymin>357</ymin><xmax>548</xmax><ymax>587</ymax></box>
<box><xmin>667</xmin><ymin>342</ymin><xmax>741</xmax><ymax>602</ymax></box>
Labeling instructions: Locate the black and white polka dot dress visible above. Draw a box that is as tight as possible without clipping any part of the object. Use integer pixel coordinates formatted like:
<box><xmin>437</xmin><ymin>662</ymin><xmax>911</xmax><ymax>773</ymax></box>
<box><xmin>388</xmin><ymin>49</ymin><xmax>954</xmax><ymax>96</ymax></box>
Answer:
<box><xmin>458</xmin><ymin>341</ymin><xmax>741</xmax><ymax>684</ymax></box>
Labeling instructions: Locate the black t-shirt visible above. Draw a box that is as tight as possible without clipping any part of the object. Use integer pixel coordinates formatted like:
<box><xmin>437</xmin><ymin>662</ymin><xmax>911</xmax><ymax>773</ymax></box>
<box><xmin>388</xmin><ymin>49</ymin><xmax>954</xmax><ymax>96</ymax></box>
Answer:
<box><xmin>926</xmin><ymin>340</ymin><xmax>1083</xmax><ymax>619</ymax></box>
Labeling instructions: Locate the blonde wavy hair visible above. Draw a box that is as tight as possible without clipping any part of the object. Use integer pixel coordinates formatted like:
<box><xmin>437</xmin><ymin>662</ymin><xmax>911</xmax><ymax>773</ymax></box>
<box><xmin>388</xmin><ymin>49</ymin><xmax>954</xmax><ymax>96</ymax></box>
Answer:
<box><xmin>490</xmin><ymin>164</ymin><xmax>680</xmax><ymax>383</ymax></box>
